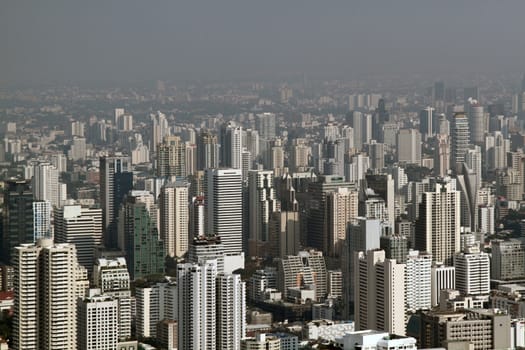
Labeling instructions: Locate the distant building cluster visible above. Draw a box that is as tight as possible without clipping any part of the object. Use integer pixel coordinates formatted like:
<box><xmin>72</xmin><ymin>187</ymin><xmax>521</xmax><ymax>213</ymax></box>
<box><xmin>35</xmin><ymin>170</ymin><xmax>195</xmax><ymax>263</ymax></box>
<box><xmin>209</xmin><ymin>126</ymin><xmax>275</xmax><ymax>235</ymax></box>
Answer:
<box><xmin>1</xmin><ymin>77</ymin><xmax>525</xmax><ymax>349</ymax></box>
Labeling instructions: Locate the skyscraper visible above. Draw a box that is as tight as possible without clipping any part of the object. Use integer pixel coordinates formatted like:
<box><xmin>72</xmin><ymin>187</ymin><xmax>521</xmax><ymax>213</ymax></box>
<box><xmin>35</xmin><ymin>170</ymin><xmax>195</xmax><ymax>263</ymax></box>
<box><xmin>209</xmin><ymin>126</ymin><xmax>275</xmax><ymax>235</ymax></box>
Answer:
<box><xmin>12</xmin><ymin>238</ymin><xmax>88</xmax><ymax>350</ymax></box>
<box><xmin>419</xmin><ymin>107</ymin><xmax>434</xmax><ymax>140</ymax></box>
<box><xmin>1</xmin><ymin>179</ymin><xmax>34</xmax><ymax>263</ymax></box>
<box><xmin>354</xmin><ymin>250</ymin><xmax>406</xmax><ymax>336</ymax></box>
<box><xmin>54</xmin><ymin>204</ymin><xmax>103</xmax><ymax>273</ymax></box>
<box><xmin>415</xmin><ymin>182</ymin><xmax>461</xmax><ymax>265</ymax></box>
<box><xmin>159</xmin><ymin>181</ymin><xmax>190</xmax><ymax>258</ymax></box>
<box><xmin>451</xmin><ymin>113</ymin><xmax>470</xmax><ymax>173</ymax></box>
<box><xmin>151</xmin><ymin>111</ymin><xmax>170</xmax><ymax>153</ymax></box>
<box><xmin>157</xmin><ymin>135</ymin><xmax>187</xmax><ymax>178</ymax></box>
<box><xmin>100</xmin><ymin>156</ymin><xmax>133</xmax><ymax>248</ymax></box>
<box><xmin>220</xmin><ymin>122</ymin><xmax>242</xmax><ymax>169</ymax></box>
<box><xmin>198</xmin><ymin>130</ymin><xmax>220</xmax><ymax>171</ymax></box>
<box><xmin>257</xmin><ymin>112</ymin><xmax>276</xmax><ymax>140</ymax></box>
<box><xmin>405</xmin><ymin>250</ymin><xmax>432</xmax><ymax>312</ymax></box>
<box><xmin>32</xmin><ymin>200</ymin><xmax>52</xmax><ymax>241</ymax></box>
<box><xmin>204</xmin><ymin>168</ymin><xmax>243</xmax><ymax>255</ymax></box>
<box><xmin>467</xmin><ymin>99</ymin><xmax>485</xmax><ymax>145</ymax></box>
<box><xmin>77</xmin><ymin>292</ymin><xmax>119</xmax><ymax>350</ymax></box>
<box><xmin>325</xmin><ymin>188</ymin><xmax>358</xmax><ymax>256</ymax></box>
<box><xmin>217</xmin><ymin>273</ymin><xmax>246</xmax><ymax>350</ymax></box>
<box><xmin>248</xmin><ymin>170</ymin><xmax>277</xmax><ymax>256</ymax></box>
<box><xmin>32</xmin><ymin>162</ymin><xmax>60</xmax><ymax>208</ymax></box>
<box><xmin>118</xmin><ymin>192</ymin><xmax>165</xmax><ymax>280</ymax></box>
<box><xmin>177</xmin><ymin>260</ymin><xmax>218</xmax><ymax>350</ymax></box>
<box><xmin>396</xmin><ymin>129</ymin><xmax>421</xmax><ymax>165</ymax></box>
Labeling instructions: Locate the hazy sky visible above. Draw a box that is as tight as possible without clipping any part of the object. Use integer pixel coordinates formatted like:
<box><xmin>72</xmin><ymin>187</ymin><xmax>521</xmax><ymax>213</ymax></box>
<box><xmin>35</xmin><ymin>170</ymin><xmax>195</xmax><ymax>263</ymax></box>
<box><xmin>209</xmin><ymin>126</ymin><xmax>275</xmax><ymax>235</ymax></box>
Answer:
<box><xmin>2</xmin><ymin>1</ymin><xmax>525</xmax><ymax>85</ymax></box>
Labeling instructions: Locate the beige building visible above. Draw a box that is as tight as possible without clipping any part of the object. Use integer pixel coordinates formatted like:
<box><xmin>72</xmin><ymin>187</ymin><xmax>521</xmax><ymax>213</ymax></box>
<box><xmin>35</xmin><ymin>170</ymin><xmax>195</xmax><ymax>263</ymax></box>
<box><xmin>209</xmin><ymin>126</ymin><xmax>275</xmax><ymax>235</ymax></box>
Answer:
<box><xmin>159</xmin><ymin>181</ymin><xmax>189</xmax><ymax>258</ymax></box>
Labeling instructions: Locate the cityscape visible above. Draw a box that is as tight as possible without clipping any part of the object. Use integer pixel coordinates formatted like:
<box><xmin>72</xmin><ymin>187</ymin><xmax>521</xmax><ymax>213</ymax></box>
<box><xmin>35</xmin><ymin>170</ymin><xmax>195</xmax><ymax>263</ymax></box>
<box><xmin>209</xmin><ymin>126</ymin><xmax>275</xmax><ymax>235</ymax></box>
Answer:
<box><xmin>2</xmin><ymin>2</ymin><xmax>525</xmax><ymax>350</ymax></box>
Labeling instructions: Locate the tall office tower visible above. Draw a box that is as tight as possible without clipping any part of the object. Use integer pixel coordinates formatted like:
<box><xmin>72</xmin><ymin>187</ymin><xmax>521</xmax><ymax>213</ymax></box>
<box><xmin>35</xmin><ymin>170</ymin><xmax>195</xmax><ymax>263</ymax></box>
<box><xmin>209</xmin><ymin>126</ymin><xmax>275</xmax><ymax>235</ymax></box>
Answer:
<box><xmin>434</xmin><ymin>134</ymin><xmax>450</xmax><ymax>177</ymax></box>
<box><xmin>307</xmin><ymin>175</ymin><xmax>352</xmax><ymax>250</ymax></box>
<box><xmin>136</xmin><ymin>281</ymin><xmax>177</xmax><ymax>338</ymax></box>
<box><xmin>77</xmin><ymin>292</ymin><xmax>119</xmax><ymax>350</ymax></box>
<box><xmin>217</xmin><ymin>274</ymin><xmax>246</xmax><ymax>350</ymax></box>
<box><xmin>486</xmin><ymin>131</ymin><xmax>510</xmax><ymax>170</ymax></box>
<box><xmin>32</xmin><ymin>162</ymin><xmax>60</xmax><ymax>207</ymax></box>
<box><xmin>241</xmin><ymin>334</ymin><xmax>281</xmax><ymax>350</ymax></box>
<box><xmin>151</xmin><ymin>111</ymin><xmax>170</xmax><ymax>153</ymax></box>
<box><xmin>248</xmin><ymin>170</ymin><xmax>277</xmax><ymax>256</ymax></box>
<box><xmin>177</xmin><ymin>260</ymin><xmax>218</xmax><ymax>350</ymax></box>
<box><xmin>415</xmin><ymin>182</ymin><xmax>461</xmax><ymax>265</ymax></box>
<box><xmin>33</xmin><ymin>200</ymin><xmax>52</xmax><ymax>241</ymax></box>
<box><xmin>405</xmin><ymin>250</ymin><xmax>432</xmax><ymax>312</ymax></box>
<box><xmin>478</xmin><ymin>205</ymin><xmax>495</xmax><ymax>235</ymax></box>
<box><xmin>467</xmin><ymin>99</ymin><xmax>485</xmax><ymax>146</ymax></box>
<box><xmin>243</xmin><ymin>129</ymin><xmax>260</xmax><ymax>162</ymax></box>
<box><xmin>354</xmin><ymin>250</ymin><xmax>406</xmax><ymax>336</ymax></box>
<box><xmin>365</xmin><ymin>174</ymin><xmax>396</xmax><ymax>233</ymax></box>
<box><xmin>451</xmin><ymin>112</ymin><xmax>470</xmax><ymax>173</ymax></box>
<box><xmin>367</xmin><ymin>140</ymin><xmax>385</xmax><ymax>171</ymax></box>
<box><xmin>12</xmin><ymin>238</ymin><xmax>88</xmax><ymax>350</ymax></box>
<box><xmin>71</xmin><ymin>120</ymin><xmax>85</xmax><ymax>137</ymax></box>
<box><xmin>430</xmin><ymin>263</ymin><xmax>455</xmax><ymax>306</ymax></box>
<box><xmin>54</xmin><ymin>204</ymin><xmax>103</xmax><ymax>273</ymax></box>
<box><xmin>117</xmin><ymin>113</ymin><xmax>133</xmax><ymax>132</ymax></box>
<box><xmin>190</xmin><ymin>196</ymin><xmax>206</xmax><ymax>238</ymax></box>
<box><xmin>220</xmin><ymin>122</ymin><xmax>243</xmax><ymax>169</ymax></box>
<box><xmin>241</xmin><ymin>148</ymin><xmax>252</xmax><ymax>183</ymax></box>
<box><xmin>419</xmin><ymin>107</ymin><xmax>434</xmax><ymax>140</ymax></box>
<box><xmin>92</xmin><ymin>257</ymin><xmax>132</xmax><ymax>339</ymax></box>
<box><xmin>325</xmin><ymin>188</ymin><xmax>358</xmax><ymax>256</ymax></box>
<box><xmin>204</xmin><ymin>168</ymin><xmax>243</xmax><ymax>255</ymax></box>
<box><xmin>396</xmin><ymin>129</ymin><xmax>421</xmax><ymax>165</ymax></box>
<box><xmin>380</xmin><ymin>235</ymin><xmax>409</xmax><ymax>263</ymax></box>
<box><xmin>454</xmin><ymin>246</ymin><xmax>490</xmax><ymax>296</ymax></box>
<box><xmin>118</xmin><ymin>192</ymin><xmax>164</xmax><ymax>280</ymax></box>
<box><xmin>268</xmin><ymin>210</ymin><xmax>300</xmax><ymax>258</ymax></box>
<box><xmin>100</xmin><ymin>156</ymin><xmax>133</xmax><ymax>249</ymax></box>
<box><xmin>278</xmin><ymin>250</ymin><xmax>327</xmax><ymax>301</ymax></box>
<box><xmin>114</xmin><ymin>108</ymin><xmax>125</xmax><ymax>126</ymax></box>
<box><xmin>348</xmin><ymin>111</ymin><xmax>364</xmax><ymax>150</ymax></box>
<box><xmin>198</xmin><ymin>130</ymin><xmax>220</xmax><ymax>171</ymax></box>
<box><xmin>159</xmin><ymin>181</ymin><xmax>189</xmax><ymax>258</ymax></box>
<box><xmin>188</xmin><ymin>235</ymin><xmax>226</xmax><ymax>273</ymax></box>
<box><xmin>465</xmin><ymin>145</ymin><xmax>482</xmax><ymax>186</ymax></box>
<box><xmin>491</xmin><ymin>239</ymin><xmax>525</xmax><ymax>281</ymax></box>
<box><xmin>156</xmin><ymin>136</ymin><xmax>187</xmax><ymax>178</ymax></box>
<box><xmin>290</xmin><ymin>139</ymin><xmax>311</xmax><ymax>173</ymax></box>
<box><xmin>257</xmin><ymin>112</ymin><xmax>276</xmax><ymax>140</ymax></box>
<box><xmin>456</xmin><ymin>164</ymin><xmax>480</xmax><ymax>232</ymax></box>
<box><xmin>68</xmin><ymin>136</ymin><xmax>87</xmax><ymax>161</ymax></box>
<box><xmin>1</xmin><ymin>179</ymin><xmax>33</xmax><ymax>263</ymax></box>
<box><xmin>51</xmin><ymin>153</ymin><xmax>67</xmax><ymax>173</ymax></box>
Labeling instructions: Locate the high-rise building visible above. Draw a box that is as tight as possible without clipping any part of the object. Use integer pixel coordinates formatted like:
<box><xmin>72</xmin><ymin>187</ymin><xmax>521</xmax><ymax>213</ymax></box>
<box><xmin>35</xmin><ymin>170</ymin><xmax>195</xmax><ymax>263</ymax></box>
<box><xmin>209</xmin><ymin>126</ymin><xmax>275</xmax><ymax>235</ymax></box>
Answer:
<box><xmin>380</xmin><ymin>235</ymin><xmax>408</xmax><ymax>264</ymax></box>
<box><xmin>257</xmin><ymin>113</ymin><xmax>276</xmax><ymax>140</ymax></box>
<box><xmin>419</xmin><ymin>107</ymin><xmax>434</xmax><ymax>140</ymax></box>
<box><xmin>177</xmin><ymin>260</ymin><xmax>218</xmax><ymax>350</ymax></box>
<box><xmin>434</xmin><ymin>134</ymin><xmax>450</xmax><ymax>177</ymax></box>
<box><xmin>467</xmin><ymin>100</ymin><xmax>485</xmax><ymax>145</ymax></box>
<box><xmin>451</xmin><ymin>112</ymin><xmax>470</xmax><ymax>172</ymax></box>
<box><xmin>354</xmin><ymin>250</ymin><xmax>406</xmax><ymax>336</ymax></box>
<box><xmin>415</xmin><ymin>182</ymin><xmax>461</xmax><ymax>265</ymax></box>
<box><xmin>100</xmin><ymin>156</ymin><xmax>133</xmax><ymax>249</ymax></box>
<box><xmin>217</xmin><ymin>274</ymin><xmax>246</xmax><ymax>350</ymax></box>
<box><xmin>491</xmin><ymin>239</ymin><xmax>525</xmax><ymax>281</ymax></box>
<box><xmin>1</xmin><ymin>179</ymin><xmax>34</xmax><ymax>263</ymax></box>
<box><xmin>32</xmin><ymin>200</ymin><xmax>52</xmax><ymax>241</ymax></box>
<box><xmin>204</xmin><ymin>168</ymin><xmax>243</xmax><ymax>255</ymax></box>
<box><xmin>268</xmin><ymin>210</ymin><xmax>301</xmax><ymax>259</ymax></box>
<box><xmin>277</xmin><ymin>250</ymin><xmax>327</xmax><ymax>301</ymax></box>
<box><xmin>92</xmin><ymin>257</ymin><xmax>132</xmax><ymax>340</ymax></box>
<box><xmin>157</xmin><ymin>136</ymin><xmax>186</xmax><ymax>178</ymax></box>
<box><xmin>32</xmin><ymin>162</ymin><xmax>60</xmax><ymax>207</ymax></box>
<box><xmin>325</xmin><ymin>188</ymin><xmax>358</xmax><ymax>256</ymax></box>
<box><xmin>248</xmin><ymin>170</ymin><xmax>277</xmax><ymax>256</ymax></box>
<box><xmin>77</xmin><ymin>292</ymin><xmax>119</xmax><ymax>350</ymax></box>
<box><xmin>151</xmin><ymin>111</ymin><xmax>170</xmax><ymax>153</ymax></box>
<box><xmin>220</xmin><ymin>122</ymin><xmax>243</xmax><ymax>169</ymax></box>
<box><xmin>12</xmin><ymin>238</ymin><xmax>88</xmax><ymax>350</ymax></box>
<box><xmin>159</xmin><ymin>181</ymin><xmax>189</xmax><ymax>258</ymax></box>
<box><xmin>368</xmin><ymin>140</ymin><xmax>385</xmax><ymax>171</ymax></box>
<box><xmin>118</xmin><ymin>192</ymin><xmax>165</xmax><ymax>280</ymax></box>
<box><xmin>54</xmin><ymin>205</ymin><xmax>103</xmax><ymax>273</ymax></box>
<box><xmin>136</xmin><ymin>281</ymin><xmax>177</xmax><ymax>338</ymax></box>
<box><xmin>431</xmin><ymin>263</ymin><xmax>455</xmax><ymax>306</ymax></box>
<box><xmin>405</xmin><ymin>250</ymin><xmax>432</xmax><ymax>312</ymax></box>
<box><xmin>454</xmin><ymin>246</ymin><xmax>490</xmax><ymax>296</ymax></box>
<box><xmin>396</xmin><ymin>129</ymin><xmax>421</xmax><ymax>165</ymax></box>
<box><xmin>198</xmin><ymin>130</ymin><xmax>220</xmax><ymax>171</ymax></box>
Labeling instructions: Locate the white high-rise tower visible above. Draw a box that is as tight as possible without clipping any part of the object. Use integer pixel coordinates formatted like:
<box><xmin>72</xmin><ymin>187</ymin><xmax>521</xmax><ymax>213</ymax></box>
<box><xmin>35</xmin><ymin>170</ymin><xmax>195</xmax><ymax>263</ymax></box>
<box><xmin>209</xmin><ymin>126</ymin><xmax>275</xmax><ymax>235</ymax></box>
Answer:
<box><xmin>248</xmin><ymin>170</ymin><xmax>277</xmax><ymax>256</ymax></box>
<box><xmin>217</xmin><ymin>274</ymin><xmax>246</xmax><ymax>350</ymax></box>
<box><xmin>32</xmin><ymin>162</ymin><xmax>60</xmax><ymax>207</ymax></box>
<box><xmin>160</xmin><ymin>181</ymin><xmax>190</xmax><ymax>258</ymax></box>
